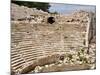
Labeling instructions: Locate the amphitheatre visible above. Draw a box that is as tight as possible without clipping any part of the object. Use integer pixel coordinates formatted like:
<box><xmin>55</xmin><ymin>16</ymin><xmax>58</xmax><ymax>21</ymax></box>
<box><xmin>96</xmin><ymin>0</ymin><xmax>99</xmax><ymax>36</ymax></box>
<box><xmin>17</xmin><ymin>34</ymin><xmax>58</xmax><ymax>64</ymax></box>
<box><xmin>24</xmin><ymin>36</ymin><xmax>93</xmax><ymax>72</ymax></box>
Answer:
<box><xmin>11</xmin><ymin>3</ymin><xmax>96</xmax><ymax>74</ymax></box>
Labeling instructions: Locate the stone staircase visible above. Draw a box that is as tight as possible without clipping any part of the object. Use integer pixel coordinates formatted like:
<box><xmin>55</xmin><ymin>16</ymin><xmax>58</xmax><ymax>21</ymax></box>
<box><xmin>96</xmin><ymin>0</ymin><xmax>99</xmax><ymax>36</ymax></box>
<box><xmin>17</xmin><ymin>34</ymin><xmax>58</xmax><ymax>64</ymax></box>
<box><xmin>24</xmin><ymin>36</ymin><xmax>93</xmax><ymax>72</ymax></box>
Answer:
<box><xmin>11</xmin><ymin>20</ymin><xmax>88</xmax><ymax>73</ymax></box>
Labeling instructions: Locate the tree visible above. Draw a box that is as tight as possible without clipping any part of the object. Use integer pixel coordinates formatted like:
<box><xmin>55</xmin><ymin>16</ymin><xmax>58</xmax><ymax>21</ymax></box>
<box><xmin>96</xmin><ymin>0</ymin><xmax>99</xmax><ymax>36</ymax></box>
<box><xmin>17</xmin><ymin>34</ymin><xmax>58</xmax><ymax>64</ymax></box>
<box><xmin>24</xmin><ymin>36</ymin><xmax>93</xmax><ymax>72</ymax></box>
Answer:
<box><xmin>50</xmin><ymin>11</ymin><xmax>58</xmax><ymax>14</ymax></box>
<box><xmin>12</xmin><ymin>1</ymin><xmax>51</xmax><ymax>12</ymax></box>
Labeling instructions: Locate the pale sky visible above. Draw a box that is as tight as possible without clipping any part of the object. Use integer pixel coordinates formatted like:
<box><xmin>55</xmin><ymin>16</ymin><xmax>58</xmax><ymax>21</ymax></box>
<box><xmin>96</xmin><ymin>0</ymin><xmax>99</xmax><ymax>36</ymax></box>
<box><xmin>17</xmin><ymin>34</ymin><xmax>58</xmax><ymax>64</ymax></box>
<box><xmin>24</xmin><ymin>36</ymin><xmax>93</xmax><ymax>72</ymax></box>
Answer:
<box><xmin>49</xmin><ymin>3</ymin><xmax>96</xmax><ymax>14</ymax></box>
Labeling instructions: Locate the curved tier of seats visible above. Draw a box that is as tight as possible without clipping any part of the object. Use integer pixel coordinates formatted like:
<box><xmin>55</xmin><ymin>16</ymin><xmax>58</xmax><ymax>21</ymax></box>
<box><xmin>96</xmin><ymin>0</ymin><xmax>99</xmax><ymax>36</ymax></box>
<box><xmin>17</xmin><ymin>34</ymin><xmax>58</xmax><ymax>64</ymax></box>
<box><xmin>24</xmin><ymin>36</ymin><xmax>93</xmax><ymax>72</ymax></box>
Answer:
<box><xmin>11</xmin><ymin>21</ymin><xmax>89</xmax><ymax>74</ymax></box>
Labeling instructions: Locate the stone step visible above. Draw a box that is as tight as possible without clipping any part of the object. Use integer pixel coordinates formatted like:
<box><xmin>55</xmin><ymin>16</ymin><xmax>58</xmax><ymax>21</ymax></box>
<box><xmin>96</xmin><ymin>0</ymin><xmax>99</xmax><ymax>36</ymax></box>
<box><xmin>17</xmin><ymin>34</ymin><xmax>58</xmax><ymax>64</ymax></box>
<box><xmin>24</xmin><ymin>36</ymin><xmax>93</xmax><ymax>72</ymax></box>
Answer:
<box><xmin>19</xmin><ymin>48</ymin><xmax>43</xmax><ymax>53</ymax></box>
<box><xmin>22</xmin><ymin>53</ymin><xmax>34</xmax><ymax>57</ymax></box>
<box><xmin>25</xmin><ymin>58</ymin><xmax>36</xmax><ymax>62</ymax></box>
<box><xmin>11</xmin><ymin>58</ymin><xmax>24</xmax><ymax>64</ymax></box>
<box><xmin>17</xmin><ymin>47</ymin><xmax>34</xmax><ymax>51</ymax></box>
<box><xmin>11</xmin><ymin>48</ymin><xmax>18</xmax><ymax>51</ymax></box>
<box><xmin>12</xmin><ymin>63</ymin><xmax>23</xmax><ymax>70</ymax></box>
<box><xmin>16</xmin><ymin>44</ymin><xmax>34</xmax><ymax>48</ymax></box>
<box><xmin>11</xmin><ymin>60</ymin><xmax>25</xmax><ymax>68</ymax></box>
<box><xmin>23</xmin><ymin>55</ymin><xmax>37</xmax><ymax>60</ymax></box>
<box><xmin>11</xmin><ymin>51</ymin><xmax>18</xmax><ymax>55</ymax></box>
<box><xmin>11</xmin><ymin>56</ymin><xmax>21</xmax><ymax>61</ymax></box>
<box><xmin>11</xmin><ymin>54</ymin><xmax>19</xmax><ymax>58</ymax></box>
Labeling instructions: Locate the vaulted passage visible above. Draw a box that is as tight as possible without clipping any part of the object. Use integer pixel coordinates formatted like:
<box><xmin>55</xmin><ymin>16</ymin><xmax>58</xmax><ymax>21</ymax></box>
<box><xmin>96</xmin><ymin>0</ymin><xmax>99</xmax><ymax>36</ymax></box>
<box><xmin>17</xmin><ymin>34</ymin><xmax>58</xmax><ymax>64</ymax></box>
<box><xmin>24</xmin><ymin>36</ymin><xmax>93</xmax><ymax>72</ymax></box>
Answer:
<box><xmin>47</xmin><ymin>17</ymin><xmax>55</xmax><ymax>24</ymax></box>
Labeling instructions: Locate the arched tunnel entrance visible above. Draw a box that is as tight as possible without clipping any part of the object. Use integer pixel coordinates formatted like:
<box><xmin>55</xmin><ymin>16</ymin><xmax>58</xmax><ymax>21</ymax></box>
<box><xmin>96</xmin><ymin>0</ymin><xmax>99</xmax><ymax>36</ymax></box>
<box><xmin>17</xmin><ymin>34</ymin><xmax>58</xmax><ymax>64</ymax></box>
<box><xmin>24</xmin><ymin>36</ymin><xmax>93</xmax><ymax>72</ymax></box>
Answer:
<box><xmin>47</xmin><ymin>17</ymin><xmax>55</xmax><ymax>24</ymax></box>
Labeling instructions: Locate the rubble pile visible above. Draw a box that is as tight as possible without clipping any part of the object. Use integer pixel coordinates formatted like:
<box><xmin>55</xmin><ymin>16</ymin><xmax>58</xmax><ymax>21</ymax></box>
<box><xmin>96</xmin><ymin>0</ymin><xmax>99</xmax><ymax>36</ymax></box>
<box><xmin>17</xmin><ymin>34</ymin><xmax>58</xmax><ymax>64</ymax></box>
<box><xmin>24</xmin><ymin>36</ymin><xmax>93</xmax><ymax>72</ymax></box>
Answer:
<box><xmin>30</xmin><ymin>45</ymin><xmax>96</xmax><ymax>73</ymax></box>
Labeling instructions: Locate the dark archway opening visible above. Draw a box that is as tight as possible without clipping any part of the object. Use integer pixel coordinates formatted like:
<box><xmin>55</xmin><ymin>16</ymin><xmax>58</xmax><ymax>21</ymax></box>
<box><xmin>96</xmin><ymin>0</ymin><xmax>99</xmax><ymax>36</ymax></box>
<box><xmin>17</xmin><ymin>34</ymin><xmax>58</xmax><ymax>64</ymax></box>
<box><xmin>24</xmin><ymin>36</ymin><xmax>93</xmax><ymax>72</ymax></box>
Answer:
<box><xmin>47</xmin><ymin>17</ymin><xmax>55</xmax><ymax>24</ymax></box>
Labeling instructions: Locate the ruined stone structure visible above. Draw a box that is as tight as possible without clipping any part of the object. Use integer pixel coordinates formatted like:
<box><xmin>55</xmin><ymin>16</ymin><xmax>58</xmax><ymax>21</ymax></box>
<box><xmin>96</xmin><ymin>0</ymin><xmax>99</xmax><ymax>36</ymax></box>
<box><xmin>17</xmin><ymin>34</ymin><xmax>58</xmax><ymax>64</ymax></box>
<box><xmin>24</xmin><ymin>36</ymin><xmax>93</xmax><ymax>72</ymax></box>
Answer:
<box><xmin>11</xmin><ymin>3</ymin><xmax>96</xmax><ymax>74</ymax></box>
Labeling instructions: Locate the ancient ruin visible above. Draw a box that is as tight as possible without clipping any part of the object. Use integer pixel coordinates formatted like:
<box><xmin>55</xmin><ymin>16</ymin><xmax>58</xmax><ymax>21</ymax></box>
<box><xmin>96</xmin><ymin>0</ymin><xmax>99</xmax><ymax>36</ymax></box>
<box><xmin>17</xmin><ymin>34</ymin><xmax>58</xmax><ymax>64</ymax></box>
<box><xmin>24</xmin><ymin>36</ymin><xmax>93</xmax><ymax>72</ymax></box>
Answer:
<box><xmin>11</xmin><ymin>3</ymin><xmax>96</xmax><ymax>74</ymax></box>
